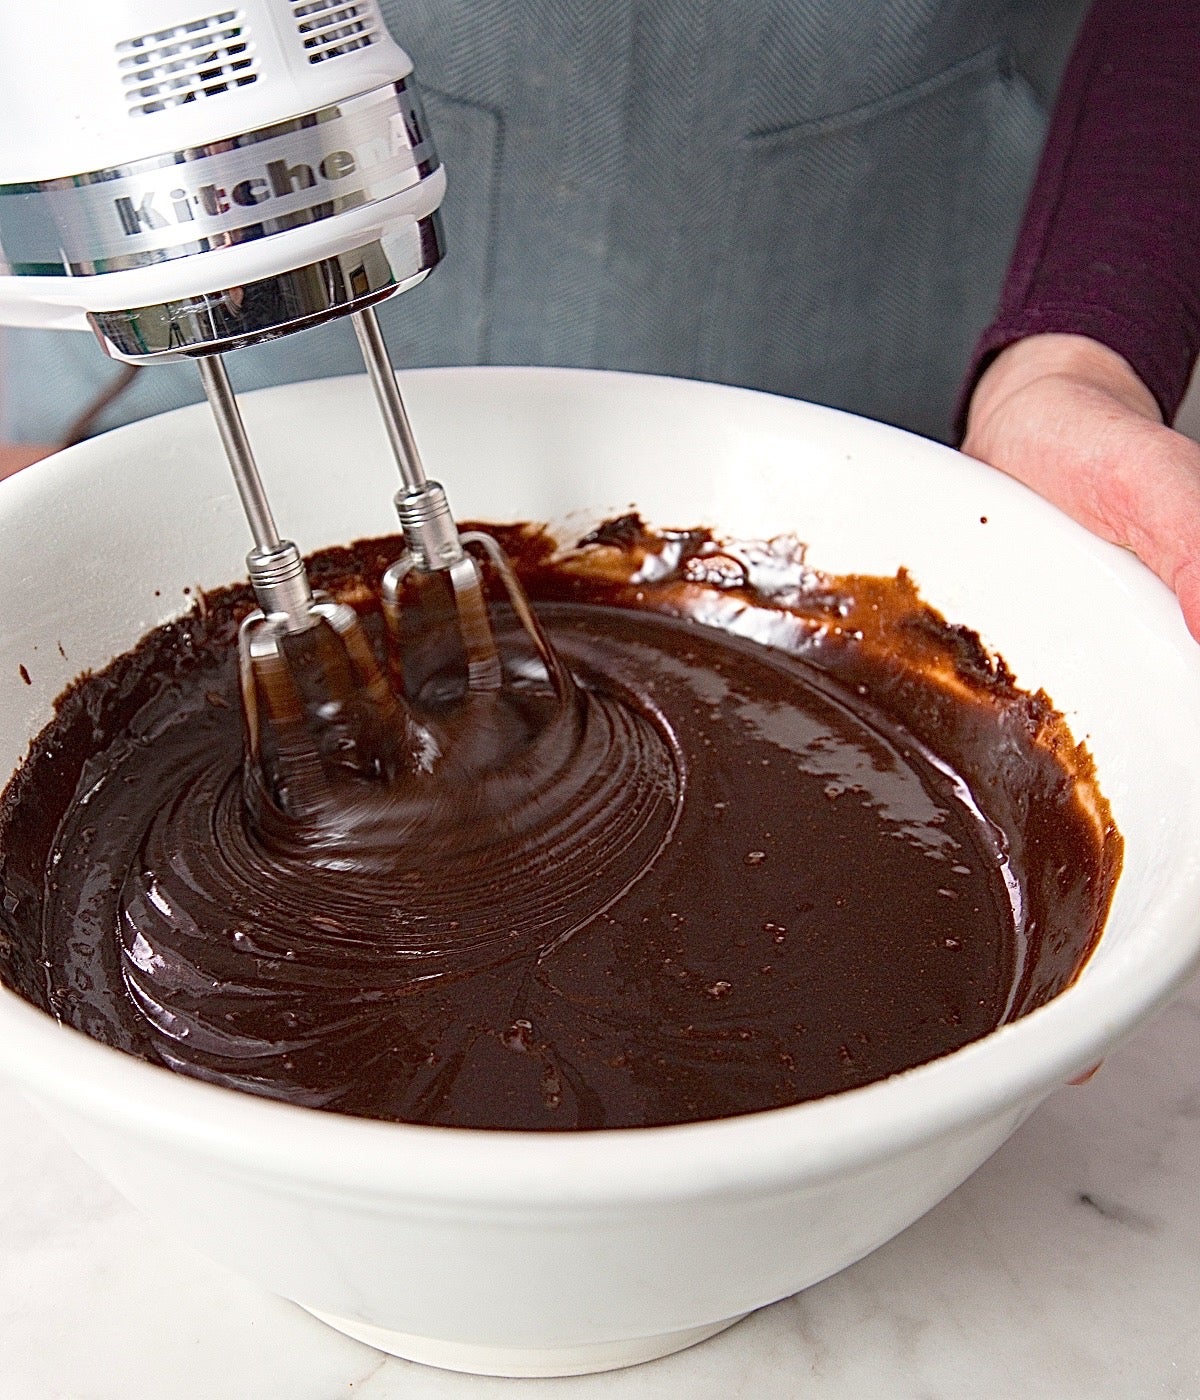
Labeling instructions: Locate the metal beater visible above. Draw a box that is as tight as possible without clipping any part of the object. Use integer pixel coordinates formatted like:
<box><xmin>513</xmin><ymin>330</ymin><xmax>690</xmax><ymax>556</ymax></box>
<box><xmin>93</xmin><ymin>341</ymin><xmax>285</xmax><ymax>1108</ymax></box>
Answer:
<box><xmin>199</xmin><ymin>312</ymin><xmax>567</xmax><ymax>817</ymax></box>
<box><xmin>351</xmin><ymin>307</ymin><xmax>569</xmax><ymax>707</ymax></box>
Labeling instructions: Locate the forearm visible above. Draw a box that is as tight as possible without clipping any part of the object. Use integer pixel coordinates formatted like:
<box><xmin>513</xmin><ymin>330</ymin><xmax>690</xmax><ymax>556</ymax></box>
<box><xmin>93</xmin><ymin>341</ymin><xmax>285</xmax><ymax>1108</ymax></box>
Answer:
<box><xmin>967</xmin><ymin>333</ymin><xmax>1160</xmax><ymax>432</ymax></box>
<box><xmin>959</xmin><ymin>0</ymin><xmax>1200</xmax><ymax>432</ymax></box>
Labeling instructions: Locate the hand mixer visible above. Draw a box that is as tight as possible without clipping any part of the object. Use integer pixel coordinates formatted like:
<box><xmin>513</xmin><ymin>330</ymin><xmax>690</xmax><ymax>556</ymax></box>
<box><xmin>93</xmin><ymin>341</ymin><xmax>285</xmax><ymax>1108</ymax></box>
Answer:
<box><xmin>0</xmin><ymin>0</ymin><xmax>565</xmax><ymax>818</ymax></box>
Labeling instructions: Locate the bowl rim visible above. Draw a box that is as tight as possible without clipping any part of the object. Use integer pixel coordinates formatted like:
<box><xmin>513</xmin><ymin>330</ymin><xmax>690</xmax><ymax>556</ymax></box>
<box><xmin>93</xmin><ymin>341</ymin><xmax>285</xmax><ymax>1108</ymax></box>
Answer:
<box><xmin>3</xmin><ymin>365</ymin><xmax>1200</xmax><ymax>1209</ymax></box>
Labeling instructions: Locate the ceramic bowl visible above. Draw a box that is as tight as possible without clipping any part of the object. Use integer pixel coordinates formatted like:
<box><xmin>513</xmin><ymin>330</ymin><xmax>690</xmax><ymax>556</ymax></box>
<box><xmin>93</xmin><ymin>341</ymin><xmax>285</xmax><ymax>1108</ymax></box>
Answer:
<box><xmin>2</xmin><ymin>367</ymin><xmax>1199</xmax><ymax>1378</ymax></box>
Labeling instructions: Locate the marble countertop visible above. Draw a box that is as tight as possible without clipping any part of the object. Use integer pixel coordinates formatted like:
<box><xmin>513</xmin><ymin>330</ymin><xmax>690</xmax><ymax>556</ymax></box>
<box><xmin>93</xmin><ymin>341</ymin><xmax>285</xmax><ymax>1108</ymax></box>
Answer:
<box><xmin>1</xmin><ymin>975</ymin><xmax>1197</xmax><ymax>1400</ymax></box>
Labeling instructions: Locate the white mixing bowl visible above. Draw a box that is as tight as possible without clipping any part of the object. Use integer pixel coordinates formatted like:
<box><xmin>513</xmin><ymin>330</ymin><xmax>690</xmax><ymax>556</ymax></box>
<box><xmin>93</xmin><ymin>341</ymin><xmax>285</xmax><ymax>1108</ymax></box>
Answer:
<box><xmin>1</xmin><ymin>367</ymin><xmax>1199</xmax><ymax>1378</ymax></box>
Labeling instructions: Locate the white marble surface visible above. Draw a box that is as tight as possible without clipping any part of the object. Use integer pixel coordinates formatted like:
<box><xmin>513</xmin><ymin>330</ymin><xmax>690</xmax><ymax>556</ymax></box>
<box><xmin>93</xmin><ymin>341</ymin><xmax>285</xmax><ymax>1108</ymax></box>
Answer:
<box><xmin>0</xmin><ymin>974</ymin><xmax>1197</xmax><ymax>1400</ymax></box>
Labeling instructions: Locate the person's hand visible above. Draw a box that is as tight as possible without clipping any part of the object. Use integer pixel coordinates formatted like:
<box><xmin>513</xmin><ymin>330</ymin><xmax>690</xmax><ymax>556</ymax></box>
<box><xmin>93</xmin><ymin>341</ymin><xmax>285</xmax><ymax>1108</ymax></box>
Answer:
<box><xmin>0</xmin><ymin>442</ymin><xmax>54</xmax><ymax>482</ymax></box>
<box><xmin>961</xmin><ymin>332</ymin><xmax>1200</xmax><ymax>643</ymax></box>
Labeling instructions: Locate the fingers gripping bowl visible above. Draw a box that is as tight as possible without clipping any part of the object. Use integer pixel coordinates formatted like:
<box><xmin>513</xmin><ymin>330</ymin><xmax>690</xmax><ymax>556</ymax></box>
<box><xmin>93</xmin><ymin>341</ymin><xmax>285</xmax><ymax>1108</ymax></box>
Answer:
<box><xmin>1</xmin><ymin>368</ymin><xmax>1199</xmax><ymax>1378</ymax></box>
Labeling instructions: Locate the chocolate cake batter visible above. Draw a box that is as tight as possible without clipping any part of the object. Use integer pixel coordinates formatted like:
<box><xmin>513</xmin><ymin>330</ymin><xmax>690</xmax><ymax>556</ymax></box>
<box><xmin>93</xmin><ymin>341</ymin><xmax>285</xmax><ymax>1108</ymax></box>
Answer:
<box><xmin>0</xmin><ymin>520</ymin><xmax>1121</xmax><ymax>1130</ymax></box>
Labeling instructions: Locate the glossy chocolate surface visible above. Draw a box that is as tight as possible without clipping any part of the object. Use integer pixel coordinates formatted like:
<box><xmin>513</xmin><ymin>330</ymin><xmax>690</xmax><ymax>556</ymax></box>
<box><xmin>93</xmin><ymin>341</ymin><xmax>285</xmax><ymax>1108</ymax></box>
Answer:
<box><xmin>0</xmin><ymin>521</ymin><xmax>1121</xmax><ymax>1129</ymax></box>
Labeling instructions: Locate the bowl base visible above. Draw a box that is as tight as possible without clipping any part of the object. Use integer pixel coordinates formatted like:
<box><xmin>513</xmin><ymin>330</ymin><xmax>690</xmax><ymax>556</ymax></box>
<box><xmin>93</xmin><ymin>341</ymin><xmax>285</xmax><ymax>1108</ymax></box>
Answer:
<box><xmin>299</xmin><ymin>1304</ymin><xmax>750</xmax><ymax>1376</ymax></box>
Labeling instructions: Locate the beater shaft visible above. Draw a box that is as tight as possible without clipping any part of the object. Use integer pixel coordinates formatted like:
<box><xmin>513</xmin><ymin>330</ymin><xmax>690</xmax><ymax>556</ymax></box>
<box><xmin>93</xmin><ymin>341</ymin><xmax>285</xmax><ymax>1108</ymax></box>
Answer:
<box><xmin>350</xmin><ymin>306</ymin><xmax>508</xmax><ymax>689</ymax></box>
<box><xmin>351</xmin><ymin>306</ymin><xmax>429</xmax><ymax>495</ymax></box>
<box><xmin>198</xmin><ymin>354</ymin><xmax>282</xmax><ymax>554</ymax></box>
<box><xmin>198</xmin><ymin>354</ymin><xmax>316</xmax><ymax>631</ymax></box>
<box><xmin>351</xmin><ymin>306</ymin><xmax>473</xmax><ymax>572</ymax></box>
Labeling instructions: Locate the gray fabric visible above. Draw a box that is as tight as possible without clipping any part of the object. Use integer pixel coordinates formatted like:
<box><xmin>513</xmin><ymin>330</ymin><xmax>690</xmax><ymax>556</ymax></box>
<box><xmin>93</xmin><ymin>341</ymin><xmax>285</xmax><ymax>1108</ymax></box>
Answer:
<box><xmin>0</xmin><ymin>0</ymin><xmax>1086</xmax><ymax>446</ymax></box>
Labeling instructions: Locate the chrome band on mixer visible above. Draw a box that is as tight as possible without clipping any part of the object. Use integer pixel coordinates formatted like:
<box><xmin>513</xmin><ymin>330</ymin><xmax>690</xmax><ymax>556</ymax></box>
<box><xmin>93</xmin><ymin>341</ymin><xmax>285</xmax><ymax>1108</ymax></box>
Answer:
<box><xmin>0</xmin><ymin>79</ymin><xmax>438</xmax><ymax>277</ymax></box>
<box><xmin>90</xmin><ymin>221</ymin><xmax>442</xmax><ymax>360</ymax></box>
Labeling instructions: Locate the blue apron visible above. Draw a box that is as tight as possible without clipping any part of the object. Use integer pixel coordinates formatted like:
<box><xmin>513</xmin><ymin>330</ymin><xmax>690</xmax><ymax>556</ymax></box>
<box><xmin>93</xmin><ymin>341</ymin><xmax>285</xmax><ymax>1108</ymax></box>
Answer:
<box><xmin>0</xmin><ymin>0</ymin><xmax>1085</xmax><ymax>445</ymax></box>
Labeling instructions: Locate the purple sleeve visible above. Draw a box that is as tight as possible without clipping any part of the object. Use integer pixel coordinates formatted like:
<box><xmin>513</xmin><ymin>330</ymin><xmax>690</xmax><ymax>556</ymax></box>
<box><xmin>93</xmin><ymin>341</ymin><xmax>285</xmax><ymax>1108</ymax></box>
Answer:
<box><xmin>957</xmin><ymin>0</ymin><xmax>1200</xmax><ymax>432</ymax></box>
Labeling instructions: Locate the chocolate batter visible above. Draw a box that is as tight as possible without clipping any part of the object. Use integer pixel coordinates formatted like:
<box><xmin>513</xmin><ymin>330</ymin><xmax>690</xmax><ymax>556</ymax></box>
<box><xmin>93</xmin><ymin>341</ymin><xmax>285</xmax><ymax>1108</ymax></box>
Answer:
<box><xmin>0</xmin><ymin>520</ymin><xmax>1121</xmax><ymax>1129</ymax></box>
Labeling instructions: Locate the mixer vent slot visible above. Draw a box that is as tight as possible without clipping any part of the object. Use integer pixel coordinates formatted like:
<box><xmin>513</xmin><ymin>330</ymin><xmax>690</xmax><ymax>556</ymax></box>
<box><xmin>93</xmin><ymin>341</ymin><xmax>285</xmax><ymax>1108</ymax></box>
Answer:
<box><xmin>290</xmin><ymin>0</ymin><xmax>380</xmax><ymax>63</ymax></box>
<box><xmin>117</xmin><ymin>11</ymin><xmax>258</xmax><ymax>116</ymax></box>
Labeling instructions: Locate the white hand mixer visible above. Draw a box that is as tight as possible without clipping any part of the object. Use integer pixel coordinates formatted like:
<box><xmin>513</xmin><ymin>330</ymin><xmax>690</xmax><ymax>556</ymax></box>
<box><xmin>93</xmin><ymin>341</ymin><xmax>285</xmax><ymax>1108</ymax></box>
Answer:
<box><xmin>0</xmin><ymin>0</ymin><xmax>566</xmax><ymax>815</ymax></box>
